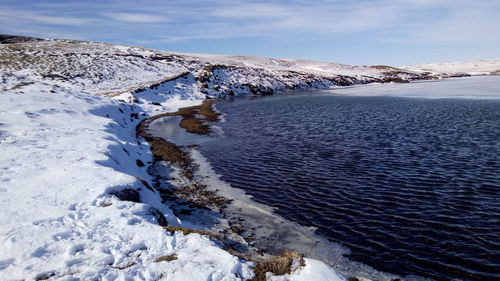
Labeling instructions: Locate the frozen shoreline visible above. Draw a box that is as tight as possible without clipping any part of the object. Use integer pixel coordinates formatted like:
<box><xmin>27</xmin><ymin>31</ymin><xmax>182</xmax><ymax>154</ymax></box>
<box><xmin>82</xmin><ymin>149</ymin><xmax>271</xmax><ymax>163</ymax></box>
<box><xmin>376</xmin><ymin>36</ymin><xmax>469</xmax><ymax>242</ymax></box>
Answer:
<box><xmin>145</xmin><ymin>96</ymin><xmax>422</xmax><ymax>281</ymax></box>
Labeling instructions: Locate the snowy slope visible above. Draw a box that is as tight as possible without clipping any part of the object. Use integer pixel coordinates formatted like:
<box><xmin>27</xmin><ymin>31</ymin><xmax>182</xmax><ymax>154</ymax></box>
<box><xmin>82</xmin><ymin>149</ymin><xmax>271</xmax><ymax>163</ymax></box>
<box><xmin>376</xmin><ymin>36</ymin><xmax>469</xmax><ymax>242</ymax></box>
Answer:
<box><xmin>0</xmin><ymin>75</ymin><xmax>258</xmax><ymax>280</ymax></box>
<box><xmin>402</xmin><ymin>59</ymin><xmax>500</xmax><ymax>76</ymax></box>
<box><xmin>0</xmin><ymin>36</ymin><xmax>350</xmax><ymax>281</ymax></box>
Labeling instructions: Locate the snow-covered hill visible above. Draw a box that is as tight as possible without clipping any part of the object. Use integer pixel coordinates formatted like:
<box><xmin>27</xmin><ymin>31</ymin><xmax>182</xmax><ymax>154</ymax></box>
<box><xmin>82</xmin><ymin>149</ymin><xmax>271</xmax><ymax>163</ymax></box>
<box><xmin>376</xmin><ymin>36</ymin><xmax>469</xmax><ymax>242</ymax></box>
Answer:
<box><xmin>1</xmin><ymin>35</ymin><xmax>456</xmax><ymax>100</ymax></box>
<box><xmin>1</xmin><ymin>34</ymin><xmax>496</xmax><ymax>281</ymax></box>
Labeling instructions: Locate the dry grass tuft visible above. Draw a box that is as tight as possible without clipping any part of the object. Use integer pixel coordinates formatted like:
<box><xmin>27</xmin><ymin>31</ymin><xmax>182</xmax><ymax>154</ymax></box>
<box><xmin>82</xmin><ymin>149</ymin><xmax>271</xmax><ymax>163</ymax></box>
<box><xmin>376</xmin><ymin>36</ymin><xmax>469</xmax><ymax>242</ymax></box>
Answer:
<box><xmin>163</xmin><ymin>226</ymin><xmax>222</xmax><ymax>241</ymax></box>
<box><xmin>172</xmin><ymin>182</ymin><xmax>232</xmax><ymax>212</ymax></box>
<box><xmin>251</xmin><ymin>250</ymin><xmax>305</xmax><ymax>281</ymax></box>
<box><xmin>110</xmin><ymin>262</ymin><xmax>137</xmax><ymax>270</ymax></box>
<box><xmin>9</xmin><ymin>81</ymin><xmax>34</xmax><ymax>90</ymax></box>
<box><xmin>155</xmin><ymin>254</ymin><xmax>178</xmax><ymax>262</ymax></box>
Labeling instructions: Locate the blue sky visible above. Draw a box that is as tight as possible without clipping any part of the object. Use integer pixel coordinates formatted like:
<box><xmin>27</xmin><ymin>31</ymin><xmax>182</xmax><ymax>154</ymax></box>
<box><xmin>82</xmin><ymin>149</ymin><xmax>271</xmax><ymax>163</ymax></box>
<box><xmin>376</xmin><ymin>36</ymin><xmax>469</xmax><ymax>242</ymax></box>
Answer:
<box><xmin>1</xmin><ymin>0</ymin><xmax>499</xmax><ymax>65</ymax></box>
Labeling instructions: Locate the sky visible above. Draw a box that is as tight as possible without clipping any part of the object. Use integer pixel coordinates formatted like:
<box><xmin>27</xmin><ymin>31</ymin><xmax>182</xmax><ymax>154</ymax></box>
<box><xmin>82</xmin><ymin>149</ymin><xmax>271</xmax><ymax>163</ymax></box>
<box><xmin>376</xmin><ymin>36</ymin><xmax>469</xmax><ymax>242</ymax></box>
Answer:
<box><xmin>1</xmin><ymin>0</ymin><xmax>499</xmax><ymax>65</ymax></box>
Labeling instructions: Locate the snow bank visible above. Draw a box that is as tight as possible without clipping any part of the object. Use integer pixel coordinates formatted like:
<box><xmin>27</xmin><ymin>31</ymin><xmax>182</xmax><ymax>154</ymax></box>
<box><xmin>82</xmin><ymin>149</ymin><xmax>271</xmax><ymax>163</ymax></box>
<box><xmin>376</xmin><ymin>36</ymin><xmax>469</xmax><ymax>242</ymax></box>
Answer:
<box><xmin>0</xmin><ymin>75</ymin><xmax>255</xmax><ymax>280</ymax></box>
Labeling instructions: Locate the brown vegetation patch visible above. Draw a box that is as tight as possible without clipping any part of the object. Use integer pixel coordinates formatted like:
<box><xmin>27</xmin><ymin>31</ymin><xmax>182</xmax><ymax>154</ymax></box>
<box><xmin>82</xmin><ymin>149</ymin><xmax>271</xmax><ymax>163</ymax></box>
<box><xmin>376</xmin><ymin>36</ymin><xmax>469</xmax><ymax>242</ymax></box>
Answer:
<box><xmin>155</xmin><ymin>254</ymin><xmax>178</xmax><ymax>262</ymax></box>
<box><xmin>252</xmin><ymin>250</ymin><xmax>305</xmax><ymax>281</ymax></box>
<box><xmin>172</xmin><ymin>183</ymin><xmax>232</xmax><ymax>212</ymax></box>
<box><xmin>110</xmin><ymin>262</ymin><xmax>137</xmax><ymax>270</ymax></box>
<box><xmin>9</xmin><ymin>81</ymin><xmax>34</xmax><ymax>90</ymax></box>
<box><xmin>163</xmin><ymin>226</ymin><xmax>222</xmax><ymax>241</ymax></box>
<box><xmin>136</xmin><ymin>99</ymin><xmax>220</xmax><ymax>179</ymax></box>
<box><xmin>137</xmin><ymin>114</ymin><xmax>194</xmax><ymax>179</ymax></box>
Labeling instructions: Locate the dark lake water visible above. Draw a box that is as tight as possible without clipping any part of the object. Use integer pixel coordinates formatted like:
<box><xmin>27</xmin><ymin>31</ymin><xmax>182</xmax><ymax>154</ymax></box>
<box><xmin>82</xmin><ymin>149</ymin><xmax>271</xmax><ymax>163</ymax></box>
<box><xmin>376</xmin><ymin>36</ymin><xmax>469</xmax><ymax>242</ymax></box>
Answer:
<box><xmin>198</xmin><ymin>77</ymin><xmax>500</xmax><ymax>280</ymax></box>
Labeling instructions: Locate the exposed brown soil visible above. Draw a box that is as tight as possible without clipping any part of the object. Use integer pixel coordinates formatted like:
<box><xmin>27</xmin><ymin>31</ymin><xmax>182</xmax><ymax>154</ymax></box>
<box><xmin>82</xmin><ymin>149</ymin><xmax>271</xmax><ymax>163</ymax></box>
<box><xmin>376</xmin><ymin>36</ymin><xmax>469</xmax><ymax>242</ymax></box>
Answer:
<box><xmin>155</xmin><ymin>255</ymin><xmax>178</xmax><ymax>262</ymax></box>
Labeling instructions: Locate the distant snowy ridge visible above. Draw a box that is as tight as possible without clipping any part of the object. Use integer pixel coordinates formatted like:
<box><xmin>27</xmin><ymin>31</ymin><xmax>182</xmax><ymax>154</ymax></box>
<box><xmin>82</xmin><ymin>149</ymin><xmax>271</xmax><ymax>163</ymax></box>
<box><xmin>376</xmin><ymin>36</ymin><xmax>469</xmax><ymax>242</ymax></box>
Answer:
<box><xmin>0</xmin><ymin>35</ymin><xmax>470</xmax><ymax>101</ymax></box>
<box><xmin>402</xmin><ymin>59</ymin><xmax>500</xmax><ymax>76</ymax></box>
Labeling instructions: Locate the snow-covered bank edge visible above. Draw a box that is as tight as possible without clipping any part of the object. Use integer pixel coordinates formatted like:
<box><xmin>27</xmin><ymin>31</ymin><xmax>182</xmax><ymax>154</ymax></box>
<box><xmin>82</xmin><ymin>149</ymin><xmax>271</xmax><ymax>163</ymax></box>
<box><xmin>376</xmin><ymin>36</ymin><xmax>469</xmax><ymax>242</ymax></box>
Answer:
<box><xmin>0</xmin><ymin>78</ymin><xmax>261</xmax><ymax>280</ymax></box>
<box><xmin>0</xmin><ymin>76</ymin><xmax>343</xmax><ymax>280</ymax></box>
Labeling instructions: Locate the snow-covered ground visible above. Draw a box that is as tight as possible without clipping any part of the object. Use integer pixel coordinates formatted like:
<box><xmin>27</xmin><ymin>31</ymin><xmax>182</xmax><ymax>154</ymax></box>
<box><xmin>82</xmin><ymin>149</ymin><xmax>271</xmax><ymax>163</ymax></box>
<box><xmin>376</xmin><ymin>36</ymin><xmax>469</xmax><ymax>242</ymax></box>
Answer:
<box><xmin>402</xmin><ymin>59</ymin><xmax>500</xmax><ymax>76</ymax></box>
<box><xmin>0</xmin><ymin>37</ymin><xmax>349</xmax><ymax>281</ymax></box>
<box><xmin>0</xmin><ymin>76</ymin><xmax>260</xmax><ymax>280</ymax></box>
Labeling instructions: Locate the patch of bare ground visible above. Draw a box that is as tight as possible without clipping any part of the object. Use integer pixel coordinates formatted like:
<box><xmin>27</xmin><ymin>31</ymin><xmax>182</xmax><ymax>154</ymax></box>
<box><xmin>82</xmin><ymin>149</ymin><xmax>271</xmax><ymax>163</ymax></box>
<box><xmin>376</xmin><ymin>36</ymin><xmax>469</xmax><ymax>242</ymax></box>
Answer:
<box><xmin>8</xmin><ymin>81</ymin><xmax>34</xmax><ymax>90</ymax></box>
<box><xmin>163</xmin><ymin>225</ymin><xmax>222</xmax><ymax>240</ymax></box>
<box><xmin>251</xmin><ymin>250</ymin><xmax>305</xmax><ymax>281</ymax></box>
<box><xmin>155</xmin><ymin>254</ymin><xmax>178</xmax><ymax>262</ymax></box>
<box><xmin>110</xmin><ymin>262</ymin><xmax>137</xmax><ymax>270</ymax></box>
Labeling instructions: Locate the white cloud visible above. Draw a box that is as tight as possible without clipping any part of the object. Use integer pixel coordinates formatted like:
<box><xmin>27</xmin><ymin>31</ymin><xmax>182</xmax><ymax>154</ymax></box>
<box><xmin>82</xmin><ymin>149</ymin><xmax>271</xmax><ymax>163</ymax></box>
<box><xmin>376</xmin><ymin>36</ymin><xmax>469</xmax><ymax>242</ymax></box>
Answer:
<box><xmin>0</xmin><ymin>8</ymin><xmax>93</xmax><ymax>26</ymax></box>
<box><xmin>104</xmin><ymin>13</ymin><xmax>168</xmax><ymax>23</ymax></box>
<box><xmin>30</xmin><ymin>15</ymin><xmax>91</xmax><ymax>25</ymax></box>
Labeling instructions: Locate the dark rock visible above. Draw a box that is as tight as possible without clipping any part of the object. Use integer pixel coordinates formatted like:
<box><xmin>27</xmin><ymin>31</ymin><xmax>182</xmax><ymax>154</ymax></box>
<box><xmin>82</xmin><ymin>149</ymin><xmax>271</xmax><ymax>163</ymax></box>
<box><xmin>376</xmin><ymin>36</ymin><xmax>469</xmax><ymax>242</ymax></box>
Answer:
<box><xmin>0</xmin><ymin>34</ymin><xmax>45</xmax><ymax>44</ymax></box>
<box><xmin>149</xmin><ymin>207</ymin><xmax>168</xmax><ymax>226</ymax></box>
<box><xmin>110</xmin><ymin>188</ymin><xmax>141</xmax><ymax>203</ymax></box>
<box><xmin>136</xmin><ymin>159</ymin><xmax>145</xmax><ymax>167</ymax></box>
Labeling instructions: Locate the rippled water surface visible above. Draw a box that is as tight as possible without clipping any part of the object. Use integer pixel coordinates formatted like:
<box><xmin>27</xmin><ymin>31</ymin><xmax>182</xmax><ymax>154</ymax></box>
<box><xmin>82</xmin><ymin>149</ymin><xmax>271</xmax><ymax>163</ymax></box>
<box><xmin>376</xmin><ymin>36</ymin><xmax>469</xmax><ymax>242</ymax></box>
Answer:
<box><xmin>199</xmin><ymin>77</ymin><xmax>500</xmax><ymax>280</ymax></box>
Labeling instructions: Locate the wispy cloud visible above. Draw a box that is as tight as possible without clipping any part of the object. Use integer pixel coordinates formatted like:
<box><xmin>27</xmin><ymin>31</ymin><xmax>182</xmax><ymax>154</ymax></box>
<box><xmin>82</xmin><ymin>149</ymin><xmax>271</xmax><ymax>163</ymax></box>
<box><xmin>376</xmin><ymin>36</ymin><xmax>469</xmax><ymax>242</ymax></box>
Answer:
<box><xmin>2</xmin><ymin>0</ymin><xmax>498</xmax><ymax>41</ymax></box>
<box><xmin>104</xmin><ymin>13</ymin><xmax>169</xmax><ymax>23</ymax></box>
<box><xmin>0</xmin><ymin>8</ymin><xmax>93</xmax><ymax>26</ymax></box>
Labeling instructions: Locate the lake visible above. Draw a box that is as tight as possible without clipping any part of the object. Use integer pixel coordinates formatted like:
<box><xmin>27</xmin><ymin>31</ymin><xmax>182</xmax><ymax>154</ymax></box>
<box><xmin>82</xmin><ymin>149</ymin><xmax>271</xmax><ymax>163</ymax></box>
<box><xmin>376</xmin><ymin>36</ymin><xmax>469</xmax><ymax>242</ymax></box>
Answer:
<box><xmin>198</xmin><ymin>76</ymin><xmax>500</xmax><ymax>280</ymax></box>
